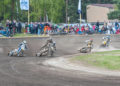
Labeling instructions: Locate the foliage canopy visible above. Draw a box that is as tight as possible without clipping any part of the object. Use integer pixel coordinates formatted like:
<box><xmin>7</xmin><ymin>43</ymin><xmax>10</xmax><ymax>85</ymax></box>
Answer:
<box><xmin>0</xmin><ymin>0</ymin><xmax>120</xmax><ymax>23</ymax></box>
<box><xmin>0</xmin><ymin>0</ymin><xmax>65</xmax><ymax>23</ymax></box>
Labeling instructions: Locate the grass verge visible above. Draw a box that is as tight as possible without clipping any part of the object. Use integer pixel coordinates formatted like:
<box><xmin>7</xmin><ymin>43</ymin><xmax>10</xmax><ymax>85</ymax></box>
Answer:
<box><xmin>72</xmin><ymin>50</ymin><xmax>120</xmax><ymax>70</ymax></box>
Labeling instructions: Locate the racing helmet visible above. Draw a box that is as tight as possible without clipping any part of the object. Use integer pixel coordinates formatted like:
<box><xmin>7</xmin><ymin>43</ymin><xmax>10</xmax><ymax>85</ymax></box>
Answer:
<box><xmin>102</xmin><ymin>37</ymin><xmax>105</xmax><ymax>39</ymax></box>
<box><xmin>90</xmin><ymin>38</ymin><xmax>93</xmax><ymax>42</ymax></box>
<box><xmin>48</xmin><ymin>37</ymin><xmax>53</xmax><ymax>43</ymax></box>
<box><xmin>23</xmin><ymin>40</ymin><xmax>27</xmax><ymax>44</ymax></box>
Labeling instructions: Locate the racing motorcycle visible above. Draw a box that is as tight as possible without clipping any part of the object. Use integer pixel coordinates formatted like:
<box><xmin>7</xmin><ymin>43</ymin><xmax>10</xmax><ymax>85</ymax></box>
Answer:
<box><xmin>100</xmin><ymin>36</ymin><xmax>110</xmax><ymax>48</ymax></box>
<box><xmin>79</xmin><ymin>39</ymin><xmax>93</xmax><ymax>53</ymax></box>
<box><xmin>100</xmin><ymin>40</ymin><xmax>108</xmax><ymax>48</ymax></box>
<box><xmin>36</xmin><ymin>42</ymin><xmax>56</xmax><ymax>57</ymax></box>
<box><xmin>8</xmin><ymin>41</ymin><xmax>27</xmax><ymax>57</ymax></box>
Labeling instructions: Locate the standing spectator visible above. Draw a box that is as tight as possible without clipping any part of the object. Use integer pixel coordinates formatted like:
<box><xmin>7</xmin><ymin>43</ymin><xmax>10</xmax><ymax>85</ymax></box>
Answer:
<box><xmin>6</xmin><ymin>20</ymin><xmax>10</xmax><ymax>37</ymax></box>
<box><xmin>81</xmin><ymin>25</ymin><xmax>85</xmax><ymax>34</ymax></box>
<box><xmin>12</xmin><ymin>20</ymin><xmax>17</xmax><ymax>35</ymax></box>
<box><xmin>37</xmin><ymin>23</ymin><xmax>40</xmax><ymax>35</ymax></box>
<box><xmin>9</xmin><ymin>21</ymin><xmax>13</xmax><ymax>37</ymax></box>
<box><xmin>107</xmin><ymin>22</ymin><xmax>111</xmax><ymax>34</ymax></box>
<box><xmin>92</xmin><ymin>24</ymin><xmax>96</xmax><ymax>31</ymax></box>
<box><xmin>116</xmin><ymin>29</ymin><xmax>120</xmax><ymax>34</ymax></box>
<box><xmin>85</xmin><ymin>24</ymin><xmax>90</xmax><ymax>34</ymax></box>
<box><xmin>18</xmin><ymin>21</ymin><xmax>22</xmax><ymax>33</ymax></box>
<box><xmin>108</xmin><ymin>22</ymin><xmax>114</xmax><ymax>34</ymax></box>
<box><xmin>47</xmin><ymin>25</ymin><xmax>51</xmax><ymax>35</ymax></box>
<box><xmin>41</xmin><ymin>23</ymin><xmax>44</xmax><ymax>34</ymax></box>
<box><xmin>33</xmin><ymin>23</ymin><xmax>37</xmax><ymax>34</ymax></box>
<box><xmin>95</xmin><ymin>20</ymin><xmax>99</xmax><ymax>33</ymax></box>
<box><xmin>111</xmin><ymin>23</ymin><xmax>114</xmax><ymax>34</ymax></box>
<box><xmin>25</xmin><ymin>22</ymin><xmax>28</xmax><ymax>33</ymax></box>
<box><xmin>30</xmin><ymin>22</ymin><xmax>33</xmax><ymax>34</ymax></box>
<box><xmin>76</xmin><ymin>27</ymin><xmax>79</xmax><ymax>34</ymax></box>
<box><xmin>35</xmin><ymin>23</ymin><xmax>38</xmax><ymax>34</ymax></box>
<box><xmin>101</xmin><ymin>25</ymin><xmax>105</xmax><ymax>34</ymax></box>
<box><xmin>44</xmin><ymin>25</ymin><xmax>48</xmax><ymax>34</ymax></box>
<box><xmin>115</xmin><ymin>21</ymin><xmax>119</xmax><ymax>30</ymax></box>
<box><xmin>104</xmin><ymin>21</ymin><xmax>108</xmax><ymax>32</ymax></box>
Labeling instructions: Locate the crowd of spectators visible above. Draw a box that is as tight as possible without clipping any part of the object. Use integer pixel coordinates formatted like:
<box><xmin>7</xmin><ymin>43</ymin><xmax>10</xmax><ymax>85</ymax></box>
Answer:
<box><xmin>25</xmin><ymin>22</ymin><xmax>58</xmax><ymax>35</ymax></box>
<box><xmin>0</xmin><ymin>20</ymin><xmax>120</xmax><ymax>37</ymax></box>
<box><xmin>25</xmin><ymin>21</ymin><xmax>120</xmax><ymax>35</ymax></box>
<box><xmin>0</xmin><ymin>20</ymin><xmax>22</xmax><ymax>37</ymax></box>
<box><xmin>63</xmin><ymin>21</ymin><xmax>120</xmax><ymax>35</ymax></box>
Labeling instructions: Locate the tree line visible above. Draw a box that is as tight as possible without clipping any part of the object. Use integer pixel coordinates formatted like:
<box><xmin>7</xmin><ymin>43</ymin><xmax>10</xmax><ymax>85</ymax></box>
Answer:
<box><xmin>0</xmin><ymin>0</ymin><xmax>65</xmax><ymax>23</ymax></box>
<box><xmin>108</xmin><ymin>0</ymin><xmax>120</xmax><ymax>20</ymax></box>
<box><xmin>0</xmin><ymin>0</ymin><xmax>119</xmax><ymax>23</ymax></box>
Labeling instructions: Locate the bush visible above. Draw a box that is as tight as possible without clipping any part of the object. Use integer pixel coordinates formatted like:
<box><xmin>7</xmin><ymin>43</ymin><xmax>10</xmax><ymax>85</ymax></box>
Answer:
<box><xmin>108</xmin><ymin>11</ymin><xmax>120</xmax><ymax>20</ymax></box>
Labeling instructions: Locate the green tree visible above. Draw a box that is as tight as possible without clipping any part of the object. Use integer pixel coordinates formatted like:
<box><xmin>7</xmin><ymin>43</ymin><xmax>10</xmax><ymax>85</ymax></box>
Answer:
<box><xmin>108</xmin><ymin>0</ymin><xmax>120</xmax><ymax>20</ymax></box>
<box><xmin>30</xmin><ymin>0</ymin><xmax>65</xmax><ymax>23</ymax></box>
<box><xmin>108</xmin><ymin>11</ymin><xmax>120</xmax><ymax>20</ymax></box>
<box><xmin>0</xmin><ymin>0</ymin><xmax>65</xmax><ymax>23</ymax></box>
<box><xmin>0</xmin><ymin>0</ymin><xmax>115</xmax><ymax>23</ymax></box>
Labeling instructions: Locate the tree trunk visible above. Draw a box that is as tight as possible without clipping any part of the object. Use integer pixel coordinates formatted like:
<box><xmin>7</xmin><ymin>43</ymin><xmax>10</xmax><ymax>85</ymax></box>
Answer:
<box><xmin>66</xmin><ymin>0</ymin><xmax>68</xmax><ymax>23</ymax></box>
<box><xmin>11</xmin><ymin>0</ymin><xmax>15</xmax><ymax>21</ymax></box>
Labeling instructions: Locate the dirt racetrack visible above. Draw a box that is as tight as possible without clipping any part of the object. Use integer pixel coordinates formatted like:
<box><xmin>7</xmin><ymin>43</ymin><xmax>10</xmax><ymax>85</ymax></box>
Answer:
<box><xmin>1</xmin><ymin>34</ymin><xmax>120</xmax><ymax>56</ymax></box>
<box><xmin>0</xmin><ymin>35</ymin><xmax>120</xmax><ymax>86</ymax></box>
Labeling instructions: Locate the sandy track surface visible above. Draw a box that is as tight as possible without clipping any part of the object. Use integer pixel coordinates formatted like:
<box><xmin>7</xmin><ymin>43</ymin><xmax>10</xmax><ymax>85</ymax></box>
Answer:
<box><xmin>43</xmin><ymin>53</ymin><xmax>120</xmax><ymax>77</ymax></box>
<box><xmin>0</xmin><ymin>35</ymin><xmax>120</xmax><ymax>86</ymax></box>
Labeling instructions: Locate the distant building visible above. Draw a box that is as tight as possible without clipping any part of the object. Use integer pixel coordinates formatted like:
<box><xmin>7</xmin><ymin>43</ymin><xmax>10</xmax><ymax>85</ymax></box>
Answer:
<box><xmin>87</xmin><ymin>4</ymin><xmax>114</xmax><ymax>23</ymax></box>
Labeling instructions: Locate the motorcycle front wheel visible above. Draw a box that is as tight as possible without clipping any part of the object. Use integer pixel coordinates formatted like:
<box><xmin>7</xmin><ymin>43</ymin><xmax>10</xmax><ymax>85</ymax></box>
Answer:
<box><xmin>8</xmin><ymin>52</ymin><xmax>13</xmax><ymax>57</ymax></box>
<box><xmin>100</xmin><ymin>44</ymin><xmax>106</xmax><ymax>48</ymax></box>
<box><xmin>80</xmin><ymin>47</ymin><xmax>88</xmax><ymax>53</ymax></box>
<box><xmin>18</xmin><ymin>51</ymin><xmax>24</xmax><ymax>57</ymax></box>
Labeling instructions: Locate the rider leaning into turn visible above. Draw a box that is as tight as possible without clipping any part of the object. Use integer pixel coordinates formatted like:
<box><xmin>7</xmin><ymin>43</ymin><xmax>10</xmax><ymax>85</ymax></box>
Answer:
<box><xmin>102</xmin><ymin>36</ymin><xmax>110</xmax><ymax>46</ymax></box>
<box><xmin>41</xmin><ymin>38</ymin><xmax>56</xmax><ymax>50</ymax></box>
<box><xmin>17</xmin><ymin>40</ymin><xmax>27</xmax><ymax>55</ymax></box>
<box><xmin>85</xmin><ymin>39</ymin><xmax>93</xmax><ymax>48</ymax></box>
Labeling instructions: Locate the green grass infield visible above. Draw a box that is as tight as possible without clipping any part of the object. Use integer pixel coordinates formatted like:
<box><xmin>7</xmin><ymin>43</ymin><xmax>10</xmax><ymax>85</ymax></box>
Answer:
<box><xmin>72</xmin><ymin>50</ymin><xmax>120</xmax><ymax>70</ymax></box>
